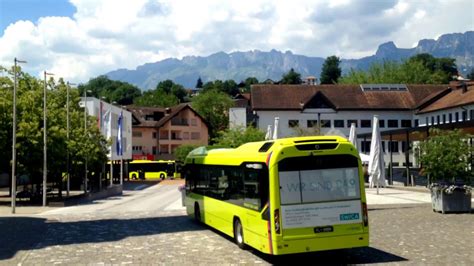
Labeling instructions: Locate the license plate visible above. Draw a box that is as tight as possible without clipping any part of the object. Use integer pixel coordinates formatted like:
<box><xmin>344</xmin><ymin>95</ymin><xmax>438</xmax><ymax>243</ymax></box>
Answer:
<box><xmin>314</xmin><ymin>226</ymin><xmax>334</xmax><ymax>233</ymax></box>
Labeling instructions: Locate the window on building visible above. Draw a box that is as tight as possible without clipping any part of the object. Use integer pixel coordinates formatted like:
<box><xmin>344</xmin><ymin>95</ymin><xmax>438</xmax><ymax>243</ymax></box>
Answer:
<box><xmin>425</xmin><ymin>117</ymin><xmax>428</xmax><ymax>126</ymax></box>
<box><xmin>436</xmin><ymin>115</ymin><xmax>440</xmax><ymax>124</ymax></box>
<box><xmin>431</xmin><ymin>116</ymin><xmax>435</xmax><ymax>125</ymax></box>
<box><xmin>442</xmin><ymin>114</ymin><xmax>446</xmax><ymax>124</ymax></box>
<box><xmin>288</xmin><ymin>120</ymin><xmax>299</xmax><ymax>128</ymax></box>
<box><xmin>470</xmin><ymin>110</ymin><xmax>474</xmax><ymax>121</ymax></box>
<box><xmin>381</xmin><ymin>141</ymin><xmax>386</xmax><ymax>153</ymax></box>
<box><xmin>334</xmin><ymin>120</ymin><xmax>344</xmax><ymax>128</ymax></box>
<box><xmin>449</xmin><ymin>113</ymin><xmax>453</xmax><ymax>123</ymax></box>
<box><xmin>401</xmin><ymin>141</ymin><xmax>409</xmax><ymax>153</ymax></box>
<box><xmin>401</xmin><ymin>120</ymin><xmax>412</xmax><ymax>127</ymax></box>
<box><xmin>361</xmin><ymin>120</ymin><xmax>371</xmax><ymax>128</ymax></box>
<box><xmin>388</xmin><ymin>141</ymin><xmax>399</xmax><ymax>152</ymax></box>
<box><xmin>321</xmin><ymin>120</ymin><xmax>331</xmax><ymax>128</ymax></box>
<box><xmin>379</xmin><ymin>119</ymin><xmax>385</xmax><ymax>128</ymax></box>
<box><xmin>191</xmin><ymin>118</ymin><xmax>197</xmax><ymax>126</ymax></box>
<box><xmin>307</xmin><ymin>120</ymin><xmax>318</xmax><ymax>128</ymax></box>
<box><xmin>152</xmin><ymin>146</ymin><xmax>157</xmax><ymax>155</ymax></box>
<box><xmin>347</xmin><ymin>120</ymin><xmax>358</xmax><ymax>128</ymax></box>
<box><xmin>455</xmin><ymin>112</ymin><xmax>459</xmax><ymax>122</ymax></box>
<box><xmin>414</xmin><ymin>119</ymin><xmax>419</xmax><ymax>127</ymax></box>
<box><xmin>462</xmin><ymin>110</ymin><xmax>467</xmax><ymax>121</ymax></box>
<box><xmin>361</xmin><ymin>141</ymin><xmax>371</xmax><ymax>153</ymax></box>
<box><xmin>160</xmin><ymin>145</ymin><xmax>169</xmax><ymax>154</ymax></box>
<box><xmin>132</xmin><ymin>131</ymin><xmax>142</xmax><ymax>137</ymax></box>
<box><xmin>191</xmin><ymin>132</ymin><xmax>200</xmax><ymax>140</ymax></box>
<box><xmin>387</xmin><ymin>120</ymin><xmax>398</xmax><ymax>128</ymax></box>
<box><xmin>152</xmin><ymin>132</ymin><xmax>157</xmax><ymax>139</ymax></box>
<box><xmin>183</xmin><ymin>132</ymin><xmax>189</xmax><ymax>140</ymax></box>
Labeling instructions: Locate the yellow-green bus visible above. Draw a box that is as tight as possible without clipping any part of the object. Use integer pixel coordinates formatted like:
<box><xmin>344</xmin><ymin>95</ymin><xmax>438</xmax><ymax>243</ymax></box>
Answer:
<box><xmin>183</xmin><ymin>136</ymin><xmax>369</xmax><ymax>255</ymax></box>
<box><xmin>129</xmin><ymin>160</ymin><xmax>178</xmax><ymax>180</ymax></box>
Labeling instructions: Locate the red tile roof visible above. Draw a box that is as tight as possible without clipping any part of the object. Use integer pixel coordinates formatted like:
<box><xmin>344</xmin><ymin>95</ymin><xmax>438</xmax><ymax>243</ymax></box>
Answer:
<box><xmin>418</xmin><ymin>82</ymin><xmax>474</xmax><ymax>114</ymax></box>
<box><xmin>127</xmin><ymin>103</ymin><xmax>207</xmax><ymax>128</ymax></box>
<box><xmin>251</xmin><ymin>84</ymin><xmax>449</xmax><ymax>111</ymax></box>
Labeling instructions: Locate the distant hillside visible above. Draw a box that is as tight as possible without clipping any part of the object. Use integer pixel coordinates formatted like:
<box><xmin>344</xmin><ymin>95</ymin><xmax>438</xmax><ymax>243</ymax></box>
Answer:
<box><xmin>106</xmin><ymin>31</ymin><xmax>473</xmax><ymax>89</ymax></box>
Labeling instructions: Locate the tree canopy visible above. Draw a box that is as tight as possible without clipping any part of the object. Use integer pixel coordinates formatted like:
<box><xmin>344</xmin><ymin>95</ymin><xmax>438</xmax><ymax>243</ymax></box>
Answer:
<box><xmin>320</xmin><ymin>55</ymin><xmax>342</xmax><ymax>84</ymax></box>
<box><xmin>191</xmin><ymin>89</ymin><xmax>234</xmax><ymax>140</ymax></box>
<box><xmin>212</xmin><ymin>126</ymin><xmax>265</xmax><ymax>148</ymax></box>
<box><xmin>78</xmin><ymin>75</ymin><xmax>141</xmax><ymax>105</ymax></box>
<box><xmin>0</xmin><ymin>66</ymin><xmax>108</xmax><ymax>188</ymax></box>
<box><xmin>281</xmin><ymin>68</ymin><xmax>302</xmax><ymax>84</ymax></box>
<box><xmin>134</xmin><ymin>79</ymin><xmax>187</xmax><ymax>107</ymax></box>
<box><xmin>340</xmin><ymin>54</ymin><xmax>458</xmax><ymax>84</ymax></box>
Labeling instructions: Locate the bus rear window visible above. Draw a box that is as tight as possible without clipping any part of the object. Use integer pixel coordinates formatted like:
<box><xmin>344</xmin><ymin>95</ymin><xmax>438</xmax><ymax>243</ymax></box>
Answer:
<box><xmin>278</xmin><ymin>155</ymin><xmax>360</xmax><ymax>205</ymax></box>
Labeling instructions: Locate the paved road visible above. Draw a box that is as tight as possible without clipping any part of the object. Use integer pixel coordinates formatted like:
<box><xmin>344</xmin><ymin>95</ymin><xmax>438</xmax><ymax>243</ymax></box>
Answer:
<box><xmin>1</xmin><ymin>182</ymin><xmax>473</xmax><ymax>265</ymax></box>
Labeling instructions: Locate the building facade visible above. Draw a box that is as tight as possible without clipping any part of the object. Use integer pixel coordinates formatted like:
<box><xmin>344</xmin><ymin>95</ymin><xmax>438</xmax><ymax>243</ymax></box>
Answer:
<box><xmin>128</xmin><ymin>104</ymin><xmax>209</xmax><ymax>161</ymax></box>
<box><xmin>81</xmin><ymin>97</ymin><xmax>132</xmax><ymax>161</ymax></box>
<box><xmin>245</xmin><ymin>83</ymin><xmax>462</xmax><ymax>167</ymax></box>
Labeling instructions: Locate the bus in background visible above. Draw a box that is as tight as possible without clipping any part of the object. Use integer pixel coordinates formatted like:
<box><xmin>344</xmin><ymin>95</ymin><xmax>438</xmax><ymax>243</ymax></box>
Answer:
<box><xmin>182</xmin><ymin>136</ymin><xmax>369</xmax><ymax>255</ymax></box>
<box><xmin>129</xmin><ymin>160</ymin><xmax>178</xmax><ymax>180</ymax></box>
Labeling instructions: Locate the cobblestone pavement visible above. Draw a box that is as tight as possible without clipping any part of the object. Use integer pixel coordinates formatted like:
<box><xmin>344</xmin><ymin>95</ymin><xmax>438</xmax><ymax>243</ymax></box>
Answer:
<box><xmin>0</xmin><ymin>184</ymin><xmax>473</xmax><ymax>265</ymax></box>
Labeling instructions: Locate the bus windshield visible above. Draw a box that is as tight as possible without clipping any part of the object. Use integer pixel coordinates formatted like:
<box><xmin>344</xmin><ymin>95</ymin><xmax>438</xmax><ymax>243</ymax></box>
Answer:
<box><xmin>278</xmin><ymin>154</ymin><xmax>361</xmax><ymax>205</ymax></box>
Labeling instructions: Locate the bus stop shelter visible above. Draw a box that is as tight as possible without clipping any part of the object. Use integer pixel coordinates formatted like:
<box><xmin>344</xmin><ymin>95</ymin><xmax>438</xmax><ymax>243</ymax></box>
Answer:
<box><xmin>358</xmin><ymin>120</ymin><xmax>474</xmax><ymax>185</ymax></box>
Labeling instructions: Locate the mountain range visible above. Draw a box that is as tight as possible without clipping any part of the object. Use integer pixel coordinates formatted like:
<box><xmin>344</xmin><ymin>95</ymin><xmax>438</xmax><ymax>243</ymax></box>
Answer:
<box><xmin>106</xmin><ymin>31</ymin><xmax>473</xmax><ymax>89</ymax></box>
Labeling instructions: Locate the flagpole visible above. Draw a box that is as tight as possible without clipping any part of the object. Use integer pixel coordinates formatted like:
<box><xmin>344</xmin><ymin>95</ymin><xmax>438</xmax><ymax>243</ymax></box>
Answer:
<box><xmin>119</xmin><ymin>108</ymin><xmax>123</xmax><ymax>186</ymax></box>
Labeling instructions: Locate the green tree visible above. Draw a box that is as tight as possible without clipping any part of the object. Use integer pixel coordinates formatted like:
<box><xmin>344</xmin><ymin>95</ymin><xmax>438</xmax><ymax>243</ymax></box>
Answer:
<box><xmin>242</xmin><ymin>77</ymin><xmax>259</xmax><ymax>93</ymax></box>
<box><xmin>418</xmin><ymin>128</ymin><xmax>472</xmax><ymax>184</ymax></box>
<box><xmin>0</xmin><ymin>66</ymin><xmax>108</xmax><ymax>190</ymax></box>
<box><xmin>340</xmin><ymin>55</ymin><xmax>458</xmax><ymax>84</ymax></box>
<box><xmin>213</xmin><ymin>126</ymin><xmax>265</xmax><ymax>148</ymax></box>
<box><xmin>281</xmin><ymin>68</ymin><xmax>302</xmax><ymax>84</ymax></box>
<box><xmin>320</xmin><ymin>55</ymin><xmax>342</xmax><ymax>84</ymax></box>
<box><xmin>191</xmin><ymin>90</ymin><xmax>234</xmax><ymax>139</ymax></box>
<box><xmin>196</xmin><ymin>77</ymin><xmax>203</xmax><ymax>88</ymax></box>
<box><xmin>78</xmin><ymin>75</ymin><xmax>141</xmax><ymax>105</ymax></box>
<box><xmin>134</xmin><ymin>79</ymin><xmax>187</xmax><ymax>107</ymax></box>
<box><xmin>135</xmin><ymin>90</ymin><xmax>179</xmax><ymax>107</ymax></box>
<box><xmin>173</xmin><ymin>144</ymin><xmax>200</xmax><ymax>162</ymax></box>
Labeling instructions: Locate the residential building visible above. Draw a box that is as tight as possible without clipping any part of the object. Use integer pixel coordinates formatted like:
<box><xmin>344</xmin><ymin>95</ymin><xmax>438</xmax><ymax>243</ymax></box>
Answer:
<box><xmin>246</xmin><ymin>83</ymin><xmax>455</xmax><ymax>167</ymax></box>
<box><xmin>128</xmin><ymin>103</ymin><xmax>209</xmax><ymax>161</ymax></box>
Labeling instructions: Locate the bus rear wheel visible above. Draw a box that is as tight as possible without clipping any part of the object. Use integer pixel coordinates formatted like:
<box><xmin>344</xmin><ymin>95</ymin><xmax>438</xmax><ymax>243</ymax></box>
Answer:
<box><xmin>233</xmin><ymin>218</ymin><xmax>246</xmax><ymax>249</ymax></box>
<box><xmin>194</xmin><ymin>203</ymin><xmax>201</xmax><ymax>223</ymax></box>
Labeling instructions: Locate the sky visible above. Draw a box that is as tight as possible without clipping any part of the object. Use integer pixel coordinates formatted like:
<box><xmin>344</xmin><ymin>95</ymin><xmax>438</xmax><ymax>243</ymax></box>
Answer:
<box><xmin>0</xmin><ymin>0</ymin><xmax>473</xmax><ymax>84</ymax></box>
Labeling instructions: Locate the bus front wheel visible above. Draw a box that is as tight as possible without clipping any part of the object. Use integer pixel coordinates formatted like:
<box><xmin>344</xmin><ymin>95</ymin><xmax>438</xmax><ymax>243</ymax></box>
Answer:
<box><xmin>194</xmin><ymin>203</ymin><xmax>201</xmax><ymax>223</ymax></box>
<box><xmin>160</xmin><ymin>173</ymin><xmax>165</xmax><ymax>180</ymax></box>
<box><xmin>233</xmin><ymin>218</ymin><xmax>246</xmax><ymax>249</ymax></box>
<box><xmin>131</xmin><ymin>173</ymin><xmax>138</xmax><ymax>180</ymax></box>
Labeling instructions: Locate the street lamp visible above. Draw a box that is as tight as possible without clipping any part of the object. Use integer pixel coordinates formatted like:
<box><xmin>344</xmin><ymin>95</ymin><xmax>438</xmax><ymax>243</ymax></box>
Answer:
<box><xmin>83</xmin><ymin>89</ymin><xmax>92</xmax><ymax>193</ymax></box>
<box><xmin>11</xmin><ymin>58</ymin><xmax>26</xmax><ymax>214</ymax></box>
<box><xmin>43</xmin><ymin>71</ymin><xmax>54</xmax><ymax>207</ymax></box>
<box><xmin>66</xmin><ymin>82</ymin><xmax>76</xmax><ymax>197</ymax></box>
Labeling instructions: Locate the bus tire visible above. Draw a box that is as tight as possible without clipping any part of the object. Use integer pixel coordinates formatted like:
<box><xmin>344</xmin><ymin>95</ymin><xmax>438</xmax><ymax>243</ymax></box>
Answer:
<box><xmin>233</xmin><ymin>218</ymin><xmax>246</xmax><ymax>249</ymax></box>
<box><xmin>131</xmin><ymin>173</ymin><xmax>138</xmax><ymax>180</ymax></box>
<box><xmin>194</xmin><ymin>203</ymin><xmax>201</xmax><ymax>223</ymax></box>
<box><xmin>160</xmin><ymin>173</ymin><xmax>165</xmax><ymax>180</ymax></box>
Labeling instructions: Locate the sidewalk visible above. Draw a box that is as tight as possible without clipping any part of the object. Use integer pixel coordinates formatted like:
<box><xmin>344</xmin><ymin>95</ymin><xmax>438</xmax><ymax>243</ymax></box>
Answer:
<box><xmin>366</xmin><ymin>186</ymin><xmax>474</xmax><ymax>205</ymax></box>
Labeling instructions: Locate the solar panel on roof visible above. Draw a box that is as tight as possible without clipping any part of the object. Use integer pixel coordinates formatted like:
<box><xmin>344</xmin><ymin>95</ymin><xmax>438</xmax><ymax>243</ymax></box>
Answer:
<box><xmin>360</xmin><ymin>84</ymin><xmax>408</xmax><ymax>91</ymax></box>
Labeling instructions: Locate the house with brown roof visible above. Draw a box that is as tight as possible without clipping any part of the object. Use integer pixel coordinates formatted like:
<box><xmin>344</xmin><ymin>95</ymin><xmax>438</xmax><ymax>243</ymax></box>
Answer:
<box><xmin>128</xmin><ymin>104</ymin><xmax>209</xmax><ymax>161</ymax></box>
<box><xmin>248</xmin><ymin>83</ymin><xmax>465</xmax><ymax>167</ymax></box>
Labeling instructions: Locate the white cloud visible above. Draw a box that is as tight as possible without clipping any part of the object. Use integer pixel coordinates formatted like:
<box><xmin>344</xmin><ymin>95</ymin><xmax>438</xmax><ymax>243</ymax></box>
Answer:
<box><xmin>0</xmin><ymin>0</ymin><xmax>472</xmax><ymax>84</ymax></box>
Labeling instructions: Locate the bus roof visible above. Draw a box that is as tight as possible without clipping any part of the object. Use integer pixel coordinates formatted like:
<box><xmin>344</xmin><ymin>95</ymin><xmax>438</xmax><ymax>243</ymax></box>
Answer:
<box><xmin>185</xmin><ymin>136</ymin><xmax>353</xmax><ymax>166</ymax></box>
<box><xmin>130</xmin><ymin>160</ymin><xmax>175</xmax><ymax>164</ymax></box>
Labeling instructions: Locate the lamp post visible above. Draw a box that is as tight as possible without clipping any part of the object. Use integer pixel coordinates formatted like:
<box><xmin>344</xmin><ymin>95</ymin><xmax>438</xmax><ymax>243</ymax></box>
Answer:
<box><xmin>11</xmin><ymin>58</ymin><xmax>26</xmax><ymax>214</ymax></box>
<box><xmin>66</xmin><ymin>82</ymin><xmax>76</xmax><ymax>197</ymax></box>
<box><xmin>43</xmin><ymin>71</ymin><xmax>54</xmax><ymax>207</ymax></box>
<box><xmin>83</xmin><ymin>89</ymin><xmax>92</xmax><ymax>193</ymax></box>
